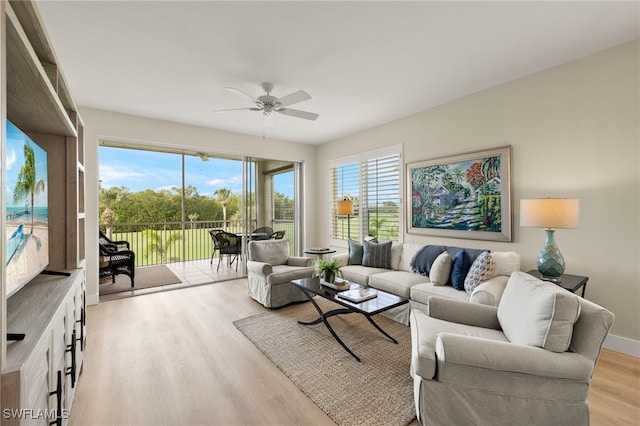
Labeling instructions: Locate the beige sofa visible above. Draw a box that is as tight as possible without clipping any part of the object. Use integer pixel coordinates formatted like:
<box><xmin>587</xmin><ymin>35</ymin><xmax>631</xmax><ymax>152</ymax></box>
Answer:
<box><xmin>333</xmin><ymin>242</ymin><xmax>521</xmax><ymax>325</ymax></box>
<box><xmin>410</xmin><ymin>271</ymin><xmax>615</xmax><ymax>425</ymax></box>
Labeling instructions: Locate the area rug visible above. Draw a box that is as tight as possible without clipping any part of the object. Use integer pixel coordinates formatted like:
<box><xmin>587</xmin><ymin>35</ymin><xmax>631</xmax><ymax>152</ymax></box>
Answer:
<box><xmin>233</xmin><ymin>299</ymin><xmax>415</xmax><ymax>426</ymax></box>
<box><xmin>99</xmin><ymin>264</ymin><xmax>182</xmax><ymax>295</ymax></box>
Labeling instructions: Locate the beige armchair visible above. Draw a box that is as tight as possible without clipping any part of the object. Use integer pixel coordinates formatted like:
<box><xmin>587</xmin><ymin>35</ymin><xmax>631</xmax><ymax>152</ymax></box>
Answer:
<box><xmin>247</xmin><ymin>239</ymin><xmax>315</xmax><ymax>308</ymax></box>
<box><xmin>410</xmin><ymin>271</ymin><xmax>614</xmax><ymax>426</ymax></box>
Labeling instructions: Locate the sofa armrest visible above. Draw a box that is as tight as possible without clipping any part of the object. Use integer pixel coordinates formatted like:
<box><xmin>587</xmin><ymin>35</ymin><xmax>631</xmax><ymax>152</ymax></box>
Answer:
<box><xmin>436</xmin><ymin>333</ymin><xmax>594</xmax><ymax>381</ymax></box>
<box><xmin>470</xmin><ymin>275</ymin><xmax>509</xmax><ymax>306</ymax></box>
<box><xmin>247</xmin><ymin>260</ymin><xmax>273</xmax><ymax>276</ymax></box>
<box><xmin>427</xmin><ymin>296</ymin><xmax>501</xmax><ymax>330</ymax></box>
<box><xmin>332</xmin><ymin>252</ymin><xmax>349</xmax><ymax>267</ymax></box>
<box><xmin>287</xmin><ymin>256</ymin><xmax>313</xmax><ymax>267</ymax></box>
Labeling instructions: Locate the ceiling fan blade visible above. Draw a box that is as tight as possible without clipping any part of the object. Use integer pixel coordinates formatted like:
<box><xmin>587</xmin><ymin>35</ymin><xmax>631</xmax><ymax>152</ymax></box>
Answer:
<box><xmin>277</xmin><ymin>90</ymin><xmax>312</xmax><ymax>107</ymax></box>
<box><xmin>224</xmin><ymin>87</ymin><xmax>259</xmax><ymax>103</ymax></box>
<box><xmin>278</xmin><ymin>108</ymin><xmax>319</xmax><ymax>121</ymax></box>
<box><xmin>215</xmin><ymin>107</ymin><xmax>262</xmax><ymax>113</ymax></box>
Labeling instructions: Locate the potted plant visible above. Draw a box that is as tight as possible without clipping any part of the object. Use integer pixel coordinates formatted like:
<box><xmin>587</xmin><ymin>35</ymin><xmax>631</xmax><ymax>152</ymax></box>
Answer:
<box><xmin>314</xmin><ymin>258</ymin><xmax>343</xmax><ymax>284</ymax></box>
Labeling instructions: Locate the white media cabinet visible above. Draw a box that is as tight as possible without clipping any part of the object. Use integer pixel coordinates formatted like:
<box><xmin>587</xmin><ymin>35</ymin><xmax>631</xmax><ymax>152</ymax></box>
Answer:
<box><xmin>1</xmin><ymin>1</ymin><xmax>86</xmax><ymax>424</ymax></box>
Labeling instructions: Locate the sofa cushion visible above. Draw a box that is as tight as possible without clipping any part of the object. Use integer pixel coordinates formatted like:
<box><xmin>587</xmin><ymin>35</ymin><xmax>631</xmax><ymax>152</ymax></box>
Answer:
<box><xmin>430</xmin><ymin>252</ymin><xmax>452</xmax><ymax>286</ymax></box>
<box><xmin>491</xmin><ymin>251</ymin><xmax>521</xmax><ymax>277</ymax></box>
<box><xmin>368</xmin><ymin>271</ymin><xmax>429</xmax><ymax>298</ymax></box>
<box><xmin>498</xmin><ymin>271</ymin><xmax>581</xmax><ymax>352</ymax></box>
<box><xmin>464</xmin><ymin>251</ymin><xmax>494</xmax><ymax>295</ymax></box>
<box><xmin>451</xmin><ymin>250</ymin><xmax>471</xmax><ymax>290</ymax></box>
<box><xmin>362</xmin><ymin>240</ymin><xmax>392</xmax><ymax>269</ymax></box>
<box><xmin>249</xmin><ymin>240</ymin><xmax>289</xmax><ymax>265</ymax></box>
<box><xmin>390</xmin><ymin>241</ymin><xmax>403</xmax><ymax>271</ymax></box>
<box><xmin>411</xmin><ymin>282</ymin><xmax>470</xmax><ymax>305</ymax></box>
<box><xmin>348</xmin><ymin>240</ymin><xmax>364</xmax><ymax>265</ymax></box>
<box><xmin>399</xmin><ymin>243</ymin><xmax>425</xmax><ymax>272</ymax></box>
<box><xmin>340</xmin><ymin>265</ymin><xmax>388</xmax><ymax>285</ymax></box>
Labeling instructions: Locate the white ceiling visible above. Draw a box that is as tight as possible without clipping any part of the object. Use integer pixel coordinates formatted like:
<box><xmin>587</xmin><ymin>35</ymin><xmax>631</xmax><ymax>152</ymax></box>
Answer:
<box><xmin>36</xmin><ymin>1</ymin><xmax>639</xmax><ymax>145</ymax></box>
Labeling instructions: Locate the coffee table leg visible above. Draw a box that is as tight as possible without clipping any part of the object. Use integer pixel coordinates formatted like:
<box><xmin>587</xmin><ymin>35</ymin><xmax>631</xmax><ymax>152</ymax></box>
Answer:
<box><xmin>297</xmin><ymin>289</ymin><xmax>362</xmax><ymax>362</ymax></box>
<box><xmin>365</xmin><ymin>315</ymin><xmax>398</xmax><ymax>344</ymax></box>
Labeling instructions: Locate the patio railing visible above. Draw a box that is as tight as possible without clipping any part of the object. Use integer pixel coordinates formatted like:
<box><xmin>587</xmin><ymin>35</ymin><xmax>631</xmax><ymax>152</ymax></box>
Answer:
<box><xmin>100</xmin><ymin>219</ymin><xmax>295</xmax><ymax>267</ymax></box>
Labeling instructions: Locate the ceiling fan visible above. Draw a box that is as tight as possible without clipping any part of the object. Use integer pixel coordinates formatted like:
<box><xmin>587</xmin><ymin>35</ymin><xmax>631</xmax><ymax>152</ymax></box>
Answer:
<box><xmin>216</xmin><ymin>82</ymin><xmax>319</xmax><ymax>121</ymax></box>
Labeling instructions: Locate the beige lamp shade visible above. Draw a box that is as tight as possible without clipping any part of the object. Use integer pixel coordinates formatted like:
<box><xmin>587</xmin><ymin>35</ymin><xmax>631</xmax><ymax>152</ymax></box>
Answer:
<box><xmin>337</xmin><ymin>198</ymin><xmax>354</xmax><ymax>215</ymax></box>
<box><xmin>520</xmin><ymin>198</ymin><xmax>580</xmax><ymax>229</ymax></box>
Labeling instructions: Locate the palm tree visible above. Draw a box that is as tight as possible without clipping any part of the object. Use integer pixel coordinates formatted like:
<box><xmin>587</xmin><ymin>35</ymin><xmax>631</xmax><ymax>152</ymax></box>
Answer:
<box><xmin>188</xmin><ymin>213</ymin><xmax>199</xmax><ymax>230</ymax></box>
<box><xmin>13</xmin><ymin>142</ymin><xmax>45</xmax><ymax>233</ymax></box>
<box><xmin>214</xmin><ymin>188</ymin><xmax>232</xmax><ymax>228</ymax></box>
<box><xmin>99</xmin><ymin>185</ymin><xmax>127</xmax><ymax>237</ymax></box>
<box><xmin>142</xmin><ymin>229</ymin><xmax>182</xmax><ymax>263</ymax></box>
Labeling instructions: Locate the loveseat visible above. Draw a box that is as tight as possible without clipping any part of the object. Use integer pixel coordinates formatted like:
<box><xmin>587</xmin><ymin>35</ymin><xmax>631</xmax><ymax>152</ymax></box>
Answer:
<box><xmin>332</xmin><ymin>241</ymin><xmax>521</xmax><ymax>325</ymax></box>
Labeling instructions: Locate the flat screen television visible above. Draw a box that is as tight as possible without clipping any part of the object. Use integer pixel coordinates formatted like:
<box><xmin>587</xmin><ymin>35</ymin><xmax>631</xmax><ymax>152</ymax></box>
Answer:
<box><xmin>5</xmin><ymin>120</ymin><xmax>49</xmax><ymax>297</ymax></box>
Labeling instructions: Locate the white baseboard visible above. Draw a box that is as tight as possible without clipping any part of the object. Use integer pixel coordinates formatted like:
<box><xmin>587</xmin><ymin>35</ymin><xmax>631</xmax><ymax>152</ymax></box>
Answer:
<box><xmin>87</xmin><ymin>292</ymin><xmax>99</xmax><ymax>306</ymax></box>
<box><xmin>604</xmin><ymin>334</ymin><xmax>640</xmax><ymax>358</ymax></box>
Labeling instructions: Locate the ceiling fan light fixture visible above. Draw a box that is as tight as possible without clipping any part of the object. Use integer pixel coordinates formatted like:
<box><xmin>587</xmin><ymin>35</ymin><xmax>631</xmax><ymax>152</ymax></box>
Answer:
<box><xmin>216</xmin><ymin>83</ymin><xmax>319</xmax><ymax>121</ymax></box>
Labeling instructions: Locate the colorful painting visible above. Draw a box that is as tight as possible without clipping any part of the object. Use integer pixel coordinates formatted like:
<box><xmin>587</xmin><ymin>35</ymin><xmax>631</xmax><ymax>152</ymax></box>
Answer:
<box><xmin>407</xmin><ymin>146</ymin><xmax>512</xmax><ymax>241</ymax></box>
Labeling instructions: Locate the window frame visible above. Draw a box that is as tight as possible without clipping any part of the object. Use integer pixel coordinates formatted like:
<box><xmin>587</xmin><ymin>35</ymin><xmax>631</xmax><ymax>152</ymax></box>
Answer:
<box><xmin>329</xmin><ymin>144</ymin><xmax>403</xmax><ymax>247</ymax></box>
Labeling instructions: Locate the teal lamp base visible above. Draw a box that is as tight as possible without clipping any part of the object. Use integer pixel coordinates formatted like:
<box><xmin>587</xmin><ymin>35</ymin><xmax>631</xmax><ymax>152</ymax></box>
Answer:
<box><xmin>537</xmin><ymin>229</ymin><xmax>565</xmax><ymax>282</ymax></box>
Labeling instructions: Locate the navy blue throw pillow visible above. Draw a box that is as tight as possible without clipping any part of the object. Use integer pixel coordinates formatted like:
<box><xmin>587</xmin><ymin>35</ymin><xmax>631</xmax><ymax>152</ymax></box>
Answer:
<box><xmin>451</xmin><ymin>250</ymin><xmax>471</xmax><ymax>290</ymax></box>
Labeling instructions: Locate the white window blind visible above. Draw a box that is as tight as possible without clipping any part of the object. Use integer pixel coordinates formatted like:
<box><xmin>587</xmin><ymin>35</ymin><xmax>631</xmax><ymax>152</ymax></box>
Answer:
<box><xmin>330</xmin><ymin>145</ymin><xmax>402</xmax><ymax>243</ymax></box>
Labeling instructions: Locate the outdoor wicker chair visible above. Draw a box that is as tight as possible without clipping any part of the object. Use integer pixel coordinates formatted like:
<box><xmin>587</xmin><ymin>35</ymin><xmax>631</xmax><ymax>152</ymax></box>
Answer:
<box><xmin>99</xmin><ymin>235</ymin><xmax>135</xmax><ymax>286</ymax></box>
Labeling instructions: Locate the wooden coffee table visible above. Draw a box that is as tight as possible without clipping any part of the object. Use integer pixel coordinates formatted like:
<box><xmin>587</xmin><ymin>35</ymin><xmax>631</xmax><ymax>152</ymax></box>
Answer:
<box><xmin>291</xmin><ymin>277</ymin><xmax>408</xmax><ymax>362</ymax></box>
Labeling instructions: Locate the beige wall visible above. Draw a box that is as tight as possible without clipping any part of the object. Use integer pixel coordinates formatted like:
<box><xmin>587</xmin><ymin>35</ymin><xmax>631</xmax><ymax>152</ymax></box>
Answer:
<box><xmin>317</xmin><ymin>41</ymin><xmax>640</xmax><ymax>351</ymax></box>
<box><xmin>81</xmin><ymin>40</ymin><xmax>639</xmax><ymax>354</ymax></box>
<box><xmin>81</xmin><ymin>108</ymin><xmax>319</xmax><ymax>304</ymax></box>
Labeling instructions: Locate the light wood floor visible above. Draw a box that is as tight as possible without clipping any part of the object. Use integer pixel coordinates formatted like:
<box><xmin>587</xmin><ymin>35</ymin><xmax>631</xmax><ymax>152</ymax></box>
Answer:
<box><xmin>70</xmin><ymin>279</ymin><xmax>640</xmax><ymax>425</ymax></box>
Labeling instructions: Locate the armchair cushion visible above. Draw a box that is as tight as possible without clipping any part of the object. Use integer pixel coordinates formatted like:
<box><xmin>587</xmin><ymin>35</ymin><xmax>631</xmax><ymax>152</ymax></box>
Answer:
<box><xmin>266</xmin><ymin>264</ymin><xmax>315</xmax><ymax>285</ymax></box>
<box><xmin>410</xmin><ymin>309</ymin><xmax>508</xmax><ymax>380</ymax></box>
<box><xmin>248</xmin><ymin>239</ymin><xmax>289</xmax><ymax>265</ymax></box>
<box><xmin>287</xmin><ymin>256</ymin><xmax>313</xmax><ymax>267</ymax></box>
<box><xmin>498</xmin><ymin>271</ymin><xmax>581</xmax><ymax>352</ymax></box>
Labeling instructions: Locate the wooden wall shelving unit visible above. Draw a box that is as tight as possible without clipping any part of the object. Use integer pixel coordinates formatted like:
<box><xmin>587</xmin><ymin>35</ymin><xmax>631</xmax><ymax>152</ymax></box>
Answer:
<box><xmin>1</xmin><ymin>1</ymin><xmax>86</xmax><ymax>423</ymax></box>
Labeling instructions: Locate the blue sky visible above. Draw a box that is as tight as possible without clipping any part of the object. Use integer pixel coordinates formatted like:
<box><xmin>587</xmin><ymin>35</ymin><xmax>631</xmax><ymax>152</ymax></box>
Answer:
<box><xmin>99</xmin><ymin>146</ymin><xmax>294</xmax><ymax>198</ymax></box>
<box><xmin>6</xmin><ymin>121</ymin><xmax>48</xmax><ymax>208</ymax></box>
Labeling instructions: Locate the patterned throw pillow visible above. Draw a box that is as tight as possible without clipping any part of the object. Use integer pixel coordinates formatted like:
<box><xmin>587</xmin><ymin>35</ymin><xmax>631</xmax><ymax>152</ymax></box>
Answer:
<box><xmin>464</xmin><ymin>251</ymin><xmax>495</xmax><ymax>295</ymax></box>
<box><xmin>429</xmin><ymin>251</ymin><xmax>452</xmax><ymax>286</ymax></box>
<box><xmin>362</xmin><ymin>240</ymin><xmax>392</xmax><ymax>269</ymax></box>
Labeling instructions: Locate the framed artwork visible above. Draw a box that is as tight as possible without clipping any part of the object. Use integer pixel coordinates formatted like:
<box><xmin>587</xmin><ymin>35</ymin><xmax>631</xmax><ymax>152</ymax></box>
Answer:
<box><xmin>407</xmin><ymin>145</ymin><xmax>512</xmax><ymax>241</ymax></box>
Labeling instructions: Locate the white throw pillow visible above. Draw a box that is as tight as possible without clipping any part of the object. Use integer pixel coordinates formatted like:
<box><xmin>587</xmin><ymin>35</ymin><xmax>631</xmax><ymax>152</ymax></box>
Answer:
<box><xmin>429</xmin><ymin>252</ymin><xmax>452</xmax><ymax>286</ymax></box>
<box><xmin>498</xmin><ymin>271</ymin><xmax>581</xmax><ymax>352</ymax></box>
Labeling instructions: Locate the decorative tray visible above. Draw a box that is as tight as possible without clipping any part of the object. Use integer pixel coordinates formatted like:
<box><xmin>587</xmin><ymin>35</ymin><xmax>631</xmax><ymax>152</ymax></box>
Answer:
<box><xmin>320</xmin><ymin>279</ymin><xmax>350</xmax><ymax>291</ymax></box>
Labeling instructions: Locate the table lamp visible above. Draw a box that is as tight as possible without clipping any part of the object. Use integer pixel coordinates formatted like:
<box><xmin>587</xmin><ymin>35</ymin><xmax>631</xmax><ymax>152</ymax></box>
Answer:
<box><xmin>520</xmin><ymin>198</ymin><xmax>580</xmax><ymax>282</ymax></box>
<box><xmin>337</xmin><ymin>197</ymin><xmax>355</xmax><ymax>240</ymax></box>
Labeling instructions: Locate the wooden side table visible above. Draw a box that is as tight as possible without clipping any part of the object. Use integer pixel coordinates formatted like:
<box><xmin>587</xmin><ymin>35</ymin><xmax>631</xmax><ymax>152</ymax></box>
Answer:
<box><xmin>526</xmin><ymin>270</ymin><xmax>589</xmax><ymax>297</ymax></box>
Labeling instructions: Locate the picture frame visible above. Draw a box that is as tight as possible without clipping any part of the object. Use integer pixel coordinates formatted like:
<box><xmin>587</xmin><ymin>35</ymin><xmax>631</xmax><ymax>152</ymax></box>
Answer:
<box><xmin>407</xmin><ymin>145</ymin><xmax>512</xmax><ymax>242</ymax></box>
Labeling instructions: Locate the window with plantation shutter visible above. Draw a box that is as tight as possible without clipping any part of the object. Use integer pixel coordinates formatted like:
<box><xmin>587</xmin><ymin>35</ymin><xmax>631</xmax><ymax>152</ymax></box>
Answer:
<box><xmin>329</xmin><ymin>145</ymin><xmax>402</xmax><ymax>244</ymax></box>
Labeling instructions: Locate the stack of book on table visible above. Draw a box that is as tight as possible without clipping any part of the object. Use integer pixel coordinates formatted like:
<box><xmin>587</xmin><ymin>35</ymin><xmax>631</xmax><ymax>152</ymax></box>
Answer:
<box><xmin>337</xmin><ymin>287</ymin><xmax>378</xmax><ymax>303</ymax></box>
